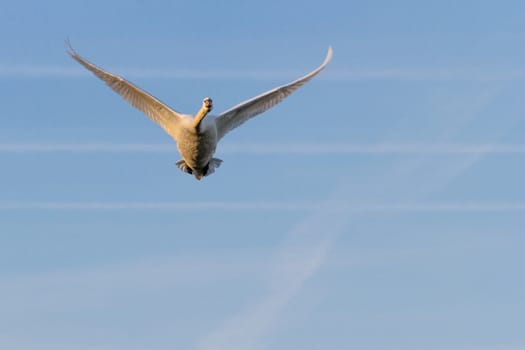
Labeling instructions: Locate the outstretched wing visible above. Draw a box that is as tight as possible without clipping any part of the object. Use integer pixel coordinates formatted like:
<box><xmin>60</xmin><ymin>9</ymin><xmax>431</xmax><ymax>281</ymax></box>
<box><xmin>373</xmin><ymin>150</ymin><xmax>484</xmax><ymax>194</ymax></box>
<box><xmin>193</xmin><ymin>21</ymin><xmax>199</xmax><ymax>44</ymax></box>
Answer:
<box><xmin>214</xmin><ymin>47</ymin><xmax>332</xmax><ymax>140</ymax></box>
<box><xmin>67</xmin><ymin>42</ymin><xmax>184</xmax><ymax>140</ymax></box>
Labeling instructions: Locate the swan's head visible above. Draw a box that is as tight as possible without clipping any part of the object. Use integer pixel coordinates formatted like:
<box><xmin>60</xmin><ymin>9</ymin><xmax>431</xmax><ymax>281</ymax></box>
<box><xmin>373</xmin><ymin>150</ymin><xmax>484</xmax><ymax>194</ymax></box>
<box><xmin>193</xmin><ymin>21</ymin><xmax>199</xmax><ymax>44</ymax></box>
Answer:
<box><xmin>203</xmin><ymin>97</ymin><xmax>213</xmax><ymax>112</ymax></box>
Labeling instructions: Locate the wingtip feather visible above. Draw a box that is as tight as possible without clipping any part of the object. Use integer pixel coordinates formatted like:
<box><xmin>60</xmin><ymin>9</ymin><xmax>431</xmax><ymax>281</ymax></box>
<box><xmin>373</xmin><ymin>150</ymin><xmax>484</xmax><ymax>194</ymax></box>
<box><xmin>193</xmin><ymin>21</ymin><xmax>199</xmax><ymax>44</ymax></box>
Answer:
<box><xmin>65</xmin><ymin>37</ymin><xmax>76</xmax><ymax>57</ymax></box>
<box><xmin>324</xmin><ymin>46</ymin><xmax>333</xmax><ymax>66</ymax></box>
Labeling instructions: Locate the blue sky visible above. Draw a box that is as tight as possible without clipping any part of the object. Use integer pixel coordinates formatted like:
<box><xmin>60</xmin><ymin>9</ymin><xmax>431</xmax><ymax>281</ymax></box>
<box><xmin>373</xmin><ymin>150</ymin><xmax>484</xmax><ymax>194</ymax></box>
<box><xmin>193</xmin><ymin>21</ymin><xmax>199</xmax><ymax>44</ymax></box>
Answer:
<box><xmin>2</xmin><ymin>1</ymin><xmax>525</xmax><ymax>349</ymax></box>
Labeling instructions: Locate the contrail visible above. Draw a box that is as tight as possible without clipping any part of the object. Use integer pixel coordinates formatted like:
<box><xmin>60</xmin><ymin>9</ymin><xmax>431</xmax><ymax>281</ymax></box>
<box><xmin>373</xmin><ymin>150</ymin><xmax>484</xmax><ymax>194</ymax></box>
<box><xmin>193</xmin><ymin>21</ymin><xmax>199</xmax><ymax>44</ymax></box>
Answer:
<box><xmin>0</xmin><ymin>143</ymin><xmax>175</xmax><ymax>153</ymax></box>
<box><xmin>3</xmin><ymin>142</ymin><xmax>525</xmax><ymax>155</ymax></box>
<box><xmin>2</xmin><ymin>200</ymin><xmax>525</xmax><ymax>212</ymax></box>
<box><xmin>4</xmin><ymin>64</ymin><xmax>525</xmax><ymax>81</ymax></box>
<box><xmin>196</xmin><ymin>195</ymin><xmax>348</xmax><ymax>350</ymax></box>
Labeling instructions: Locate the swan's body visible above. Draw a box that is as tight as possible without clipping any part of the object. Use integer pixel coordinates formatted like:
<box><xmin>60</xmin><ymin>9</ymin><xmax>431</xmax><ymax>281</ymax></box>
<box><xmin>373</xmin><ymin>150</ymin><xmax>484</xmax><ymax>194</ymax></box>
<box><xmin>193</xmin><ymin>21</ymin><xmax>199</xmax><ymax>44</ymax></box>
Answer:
<box><xmin>68</xmin><ymin>44</ymin><xmax>332</xmax><ymax>180</ymax></box>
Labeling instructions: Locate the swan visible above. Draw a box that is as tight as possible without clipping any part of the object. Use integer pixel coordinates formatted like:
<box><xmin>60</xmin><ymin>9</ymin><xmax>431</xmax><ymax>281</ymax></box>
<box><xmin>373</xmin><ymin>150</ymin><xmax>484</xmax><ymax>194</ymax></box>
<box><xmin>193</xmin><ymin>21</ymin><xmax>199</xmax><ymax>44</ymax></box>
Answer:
<box><xmin>67</xmin><ymin>43</ymin><xmax>332</xmax><ymax>180</ymax></box>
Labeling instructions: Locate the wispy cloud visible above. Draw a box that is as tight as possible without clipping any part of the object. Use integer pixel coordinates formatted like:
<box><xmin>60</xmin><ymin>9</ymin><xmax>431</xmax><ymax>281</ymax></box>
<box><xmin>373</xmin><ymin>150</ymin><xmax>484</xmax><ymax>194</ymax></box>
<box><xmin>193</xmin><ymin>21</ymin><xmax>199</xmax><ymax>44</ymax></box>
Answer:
<box><xmin>0</xmin><ymin>253</ymin><xmax>265</xmax><ymax>350</ymax></box>
<box><xmin>4</xmin><ymin>142</ymin><xmax>525</xmax><ymax>155</ymax></box>
<box><xmin>1</xmin><ymin>254</ymin><xmax>261</xmax><ymax>313</ymax></box>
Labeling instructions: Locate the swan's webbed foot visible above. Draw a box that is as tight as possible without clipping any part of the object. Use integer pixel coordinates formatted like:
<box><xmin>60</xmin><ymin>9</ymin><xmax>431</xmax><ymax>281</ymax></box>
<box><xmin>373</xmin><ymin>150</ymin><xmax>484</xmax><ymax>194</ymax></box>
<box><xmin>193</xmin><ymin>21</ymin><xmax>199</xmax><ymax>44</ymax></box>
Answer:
<box><xmin>175</xmin><ymin>160</ymin><xmax>193</xmax><ymax>174</ymax></box>
<box><xmin>205</xmin><ymin>158</ymin><xmax>223</xmax><ymax>176</ymax></box>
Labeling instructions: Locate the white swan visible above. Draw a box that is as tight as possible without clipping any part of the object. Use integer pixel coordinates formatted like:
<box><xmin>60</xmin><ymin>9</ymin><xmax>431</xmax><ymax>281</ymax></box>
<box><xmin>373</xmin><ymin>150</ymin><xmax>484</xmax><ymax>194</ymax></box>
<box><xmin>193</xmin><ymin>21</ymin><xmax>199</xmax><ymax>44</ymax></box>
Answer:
<box><xmin>68</xmin><ymin>44</ymin><xmax>332</xmax><ymax>180</ymax></box>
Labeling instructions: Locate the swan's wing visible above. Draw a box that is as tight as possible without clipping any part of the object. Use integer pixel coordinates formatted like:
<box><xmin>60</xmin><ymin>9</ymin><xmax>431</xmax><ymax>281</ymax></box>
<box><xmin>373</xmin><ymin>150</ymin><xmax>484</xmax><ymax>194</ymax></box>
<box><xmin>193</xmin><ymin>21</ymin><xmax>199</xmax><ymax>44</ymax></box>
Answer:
<box><xmin>67</xmin><ymin>43</ymin><xmax>184</xmax><ymax>140</ymax></box>
<box><xmin>214</xmin><ymin>47</ymin><xmax>332</xmax><ymax>140</ymax></box>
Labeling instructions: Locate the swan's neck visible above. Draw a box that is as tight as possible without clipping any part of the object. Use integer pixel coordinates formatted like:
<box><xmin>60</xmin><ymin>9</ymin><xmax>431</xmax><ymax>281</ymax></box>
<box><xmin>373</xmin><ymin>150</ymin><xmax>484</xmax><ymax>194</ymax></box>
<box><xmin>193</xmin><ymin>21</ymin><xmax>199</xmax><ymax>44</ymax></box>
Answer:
<box><xmin>192</xmin><ymin>106</ymin><xmax>210</xmax><ymax>129</ymax></box>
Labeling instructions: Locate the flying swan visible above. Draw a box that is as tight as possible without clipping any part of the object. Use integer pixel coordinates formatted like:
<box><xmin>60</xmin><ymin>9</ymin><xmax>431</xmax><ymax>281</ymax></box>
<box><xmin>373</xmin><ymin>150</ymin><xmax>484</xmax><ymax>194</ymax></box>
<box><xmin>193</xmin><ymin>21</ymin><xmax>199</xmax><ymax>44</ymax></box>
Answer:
<box><xmin>67</xmin><ymin>43</ymin><xmax>332</xmax><ymax>180</ymax></box>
